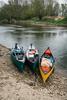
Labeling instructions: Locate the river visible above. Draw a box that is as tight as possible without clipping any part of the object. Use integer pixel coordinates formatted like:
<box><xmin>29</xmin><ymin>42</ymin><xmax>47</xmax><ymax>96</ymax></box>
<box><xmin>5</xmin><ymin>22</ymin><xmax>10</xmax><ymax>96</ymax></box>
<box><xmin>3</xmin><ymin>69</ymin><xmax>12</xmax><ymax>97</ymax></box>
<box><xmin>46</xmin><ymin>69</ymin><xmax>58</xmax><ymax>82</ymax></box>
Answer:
<box><xmin>0</xmin><ymin>25</ymin><xmax>67</xmax><ymax>77</ymax></box>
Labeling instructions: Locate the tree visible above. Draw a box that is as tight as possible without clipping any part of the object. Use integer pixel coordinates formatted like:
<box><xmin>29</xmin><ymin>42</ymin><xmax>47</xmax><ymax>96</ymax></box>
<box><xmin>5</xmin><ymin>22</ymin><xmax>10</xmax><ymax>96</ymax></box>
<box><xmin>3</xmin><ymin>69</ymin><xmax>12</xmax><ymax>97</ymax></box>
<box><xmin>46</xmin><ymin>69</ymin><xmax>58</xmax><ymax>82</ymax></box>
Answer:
<box><xmin>21</xmin><ymin>1</ymin><xmax>33</xmax><ymax>19</ymax></box>
<box><xmin>8</xmin><ymin>0</ymin><xmax>14</xmax><ymax>5</ymax></box>
<box><xmin>0</xmin><ymin>4</ymin><xmax>23</xmax><ymax>22</ymax></box>
<box><xmin>53</xmin><ymin>2</ymin><xmax>60</xmax><ymax>16</ymax></box>
<box><xmin>61</xmin><ymin>4</ymin><xmax>67</xmax><ymax>16</ymax></box>
<box><xmin>8</xmin><ymin>0</ymin><xmax>18</xmax><ymax>5</ymax></box>
<box><xmin>45</xmin><ymin>0</ymin><xmax>54</xmax><ymax>16</ymax></box>
<box><xmin>31</xmin><ymin>0</ymin><xmax>45</xmax><ymax>20</ymax></box>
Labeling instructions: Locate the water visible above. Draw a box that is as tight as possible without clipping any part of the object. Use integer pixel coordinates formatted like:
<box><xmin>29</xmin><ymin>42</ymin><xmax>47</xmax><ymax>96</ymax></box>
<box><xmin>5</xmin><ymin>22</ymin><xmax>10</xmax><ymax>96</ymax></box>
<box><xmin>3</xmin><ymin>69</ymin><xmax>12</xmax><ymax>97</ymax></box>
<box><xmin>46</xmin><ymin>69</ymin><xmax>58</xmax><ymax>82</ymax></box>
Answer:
<box><xmin>0</xmin><ymin>25</ymin><xmax>67</xmax><ymax>76</ymax></box>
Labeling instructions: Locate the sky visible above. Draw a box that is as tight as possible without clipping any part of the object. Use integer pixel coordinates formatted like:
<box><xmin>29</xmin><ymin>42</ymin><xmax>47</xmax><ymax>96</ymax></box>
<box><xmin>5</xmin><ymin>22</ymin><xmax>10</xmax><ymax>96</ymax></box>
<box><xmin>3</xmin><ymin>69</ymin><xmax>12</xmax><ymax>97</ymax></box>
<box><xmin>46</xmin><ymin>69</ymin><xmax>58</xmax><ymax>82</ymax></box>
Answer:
<box><xmin>0</xmin><ymin>0</ymin><xmax>8</xmax><ymax>3</ymax></box>
<box><xmin>0</xmin><ymin>0</ymin><xmax>67</xmax><ymax>4</ymax></box>
<box><xmin>58</xmin><ymin>0</ymin><xmax>67</xmax><ymax>4</ymax></box>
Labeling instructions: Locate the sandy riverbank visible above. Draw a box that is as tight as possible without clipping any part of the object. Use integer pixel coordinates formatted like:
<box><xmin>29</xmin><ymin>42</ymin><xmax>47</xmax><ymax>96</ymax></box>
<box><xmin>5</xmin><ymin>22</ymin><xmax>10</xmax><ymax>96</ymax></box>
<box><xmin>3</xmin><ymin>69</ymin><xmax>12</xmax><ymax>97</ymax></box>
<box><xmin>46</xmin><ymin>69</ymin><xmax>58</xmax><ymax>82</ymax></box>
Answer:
<box><xmin>0</xmin><ymin>44</ymin><xmax>67</xmax><ymax>100</ymax></box>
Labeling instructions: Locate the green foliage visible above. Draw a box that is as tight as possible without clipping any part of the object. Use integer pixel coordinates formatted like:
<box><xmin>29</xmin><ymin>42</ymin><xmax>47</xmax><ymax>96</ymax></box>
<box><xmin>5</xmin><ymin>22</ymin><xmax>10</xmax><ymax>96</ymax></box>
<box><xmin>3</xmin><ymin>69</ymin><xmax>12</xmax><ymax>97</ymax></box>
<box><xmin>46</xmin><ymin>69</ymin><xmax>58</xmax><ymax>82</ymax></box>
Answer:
<box><xmin>0</xmin><ymin>0</ymin><xmax>67</xmax><ymax>25</ymax></box>
<box><xmin>0</xmin><ymin>1</ymin><xmax>34</xmax><ymax>22</ymax></box>
<box><xmin>0</xmin><ymin>4</ymin><xmax>22</xmax><ymax>22</ymax></box>
<box><xmin>32</xmin><ymin>0</ymin><xmax>45</xmax><ymax>20</ymax></box>
<box><xmin>42</xmin><ymin>17</ymin><xmax>67</xmax><ymax>26</ymax></box>
<box><xmin>61</xmin><ymin>4</ymin><xmax>67</xmax><ymax>16</ymax></box>
<box><xmin>57</xmin><ymin>17</ymin><xmax>67</xmax><ymax>24</ymax></box>
<box><xmin>45</xmin><ymin>4</ymin><xmax>53</xmax><ymax>16</ymax></box>
<box><xmin>21</xmin><ymin>2</ymin><xmax>34</xmax><ymax>20</ymax></box>
<box><xmin>0</xmin><ymin>19</ymin><xmax>8</xmax><ymax>24</ymax></box>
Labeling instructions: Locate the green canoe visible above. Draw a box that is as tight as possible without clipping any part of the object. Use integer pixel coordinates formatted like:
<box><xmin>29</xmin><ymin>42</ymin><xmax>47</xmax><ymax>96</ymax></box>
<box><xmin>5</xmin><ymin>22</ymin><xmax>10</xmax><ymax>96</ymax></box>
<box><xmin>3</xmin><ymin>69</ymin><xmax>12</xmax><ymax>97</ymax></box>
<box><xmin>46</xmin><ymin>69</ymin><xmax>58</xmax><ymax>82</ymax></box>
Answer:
<box><xmin>11</xmin><ymin>48</ymin><xmax>25</xmax><ymax>72</ymax></box>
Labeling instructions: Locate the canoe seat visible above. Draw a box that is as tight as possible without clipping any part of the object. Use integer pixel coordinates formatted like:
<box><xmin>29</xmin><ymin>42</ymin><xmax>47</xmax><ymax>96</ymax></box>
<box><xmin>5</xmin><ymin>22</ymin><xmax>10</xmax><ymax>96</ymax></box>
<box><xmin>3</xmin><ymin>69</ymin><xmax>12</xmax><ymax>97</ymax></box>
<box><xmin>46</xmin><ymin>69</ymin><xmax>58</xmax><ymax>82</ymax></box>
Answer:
<box><xmin>16</xmin><ymin>53</ymin><xmax>24</xmax><ymax>60</ymax></box>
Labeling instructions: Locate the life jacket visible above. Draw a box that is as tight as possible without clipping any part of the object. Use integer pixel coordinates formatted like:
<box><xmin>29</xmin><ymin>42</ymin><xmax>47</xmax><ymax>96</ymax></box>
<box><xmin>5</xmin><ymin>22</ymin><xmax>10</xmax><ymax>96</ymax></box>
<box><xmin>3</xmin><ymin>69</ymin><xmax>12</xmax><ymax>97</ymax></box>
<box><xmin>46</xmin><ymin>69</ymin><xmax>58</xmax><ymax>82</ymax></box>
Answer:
<box><xmin>41</xmin><ymin>66</ymin><xmax>50</xmax><ymax>73</ymax></box>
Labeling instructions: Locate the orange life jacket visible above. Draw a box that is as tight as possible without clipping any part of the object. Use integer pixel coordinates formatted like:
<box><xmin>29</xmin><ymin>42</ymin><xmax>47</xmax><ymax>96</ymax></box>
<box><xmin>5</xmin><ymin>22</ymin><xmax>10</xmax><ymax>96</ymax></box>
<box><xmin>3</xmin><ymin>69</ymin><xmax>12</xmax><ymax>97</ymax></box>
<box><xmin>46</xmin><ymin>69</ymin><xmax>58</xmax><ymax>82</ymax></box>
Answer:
<box><xmin>41</xmin><ymin>66</ymin><xmax>50</xmax><ymax>73</ymax></box>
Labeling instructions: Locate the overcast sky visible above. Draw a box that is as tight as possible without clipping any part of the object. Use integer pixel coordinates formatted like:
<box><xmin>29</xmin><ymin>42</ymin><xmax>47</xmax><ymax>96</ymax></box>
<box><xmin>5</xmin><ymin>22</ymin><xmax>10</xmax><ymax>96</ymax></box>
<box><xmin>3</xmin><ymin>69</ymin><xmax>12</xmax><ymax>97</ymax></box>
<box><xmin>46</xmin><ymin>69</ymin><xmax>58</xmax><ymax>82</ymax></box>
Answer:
<box><xmin>0</xmin><ymin>0</ymin><xmax>8</xmax><ymax>3</ymax></box>
<box><xmin>0</xmin><ymin>0</ymin><xmax>67</xmax><ymax>4</ymax></box>
<box><xmin>58</xmin><ymin>0</ymin><xmax>67</xmax><ymax>4</ymax></box>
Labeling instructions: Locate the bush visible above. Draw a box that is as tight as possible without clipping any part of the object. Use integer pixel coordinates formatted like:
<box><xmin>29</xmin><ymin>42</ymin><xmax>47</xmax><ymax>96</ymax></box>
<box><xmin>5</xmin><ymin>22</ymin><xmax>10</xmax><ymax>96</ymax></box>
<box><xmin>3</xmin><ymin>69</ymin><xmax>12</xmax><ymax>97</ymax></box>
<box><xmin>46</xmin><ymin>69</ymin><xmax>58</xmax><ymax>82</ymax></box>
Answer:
<box><xmin>42</xmin><ymin>17</ymin><xmax>55</xmax><ymax>23</ymax></box>
<box><xmin>31</xmin><ymin>17</ymin><xmax>40</xmax><ymax>21</ymax></box>
<box><xmin>11</xmin><ymin>19</ymin><xmax>16</xmax><ymax>24</ymax></box>
<box><xmin>0</xmin><ymin>19</ymin><xmax>8</xmax><ymax>24</ymax></box>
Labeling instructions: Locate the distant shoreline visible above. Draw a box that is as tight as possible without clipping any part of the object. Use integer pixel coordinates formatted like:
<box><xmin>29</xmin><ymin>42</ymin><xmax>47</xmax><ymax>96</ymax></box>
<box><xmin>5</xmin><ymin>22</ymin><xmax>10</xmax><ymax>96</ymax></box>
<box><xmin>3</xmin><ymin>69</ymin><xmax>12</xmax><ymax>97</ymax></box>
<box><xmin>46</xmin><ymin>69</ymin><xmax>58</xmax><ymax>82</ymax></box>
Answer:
<box><xmin>0</xmin><ymin>20</ymin><xmax>67</xmax><ymax>28</ymax></box>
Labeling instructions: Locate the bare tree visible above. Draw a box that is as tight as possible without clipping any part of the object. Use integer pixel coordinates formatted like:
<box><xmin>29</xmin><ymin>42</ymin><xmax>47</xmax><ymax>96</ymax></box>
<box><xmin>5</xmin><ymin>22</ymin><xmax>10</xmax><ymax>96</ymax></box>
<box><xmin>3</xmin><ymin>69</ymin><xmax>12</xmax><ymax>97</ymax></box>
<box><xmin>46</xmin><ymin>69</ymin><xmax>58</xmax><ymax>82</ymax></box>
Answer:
<box><xmin>61</xmin><ymin>4</ymin><xmax>67</xmax><ymax>16</ymax></box>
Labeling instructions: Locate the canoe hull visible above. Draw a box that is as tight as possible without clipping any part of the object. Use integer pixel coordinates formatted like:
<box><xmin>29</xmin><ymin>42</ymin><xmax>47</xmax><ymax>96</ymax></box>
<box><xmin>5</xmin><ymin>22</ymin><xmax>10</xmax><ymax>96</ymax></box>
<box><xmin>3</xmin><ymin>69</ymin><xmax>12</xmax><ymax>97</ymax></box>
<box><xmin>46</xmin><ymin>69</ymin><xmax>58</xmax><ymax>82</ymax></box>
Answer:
<box><xmin>39</xmin><ymin>67</ymin><xmax>54</xmax><ymax>82</ymax></box>
<box><xmin>39</xmin><ymin>47</ymin><xmax>55</xmax><ymax>82</ymax></box>
<box><xmin>11</xmin><ymin>53</ymin><xmax>25</xmax><ymax>72</ymax></box>
<box><xmin>26</xmin><ymin>58</ymin><xmax>39</xmax><ymax>73</ymax></box>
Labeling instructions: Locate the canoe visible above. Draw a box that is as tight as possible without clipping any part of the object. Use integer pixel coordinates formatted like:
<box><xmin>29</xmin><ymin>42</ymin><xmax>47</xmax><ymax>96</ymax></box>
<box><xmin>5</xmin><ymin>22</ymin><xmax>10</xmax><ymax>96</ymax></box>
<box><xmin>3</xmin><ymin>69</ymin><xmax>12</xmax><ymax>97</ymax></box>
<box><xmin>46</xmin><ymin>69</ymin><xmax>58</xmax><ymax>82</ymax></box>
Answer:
<box><xmin>39</xmin><ymin>47</ymin><xmax>55</xmax><ymax>82</ymax></box>
<box><xmin>26</xmin><ymin>44</ymin><xmax>39</xmax><ymax>73</ymax></box>
<box><xmin>11</xmin><ymin>48</ymin><xmax>25</xmax><ymax>72</ymax></box>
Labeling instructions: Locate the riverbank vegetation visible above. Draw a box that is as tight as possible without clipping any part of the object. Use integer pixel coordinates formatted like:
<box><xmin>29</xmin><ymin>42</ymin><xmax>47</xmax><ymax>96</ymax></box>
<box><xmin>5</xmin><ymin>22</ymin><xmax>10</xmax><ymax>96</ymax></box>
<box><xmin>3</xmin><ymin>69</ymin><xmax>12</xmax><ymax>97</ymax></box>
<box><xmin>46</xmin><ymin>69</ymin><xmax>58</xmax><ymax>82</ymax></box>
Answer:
<box><xmin>0</xmin><ymin>0</ymin><xmax>67</xmax><ymax>26</ymax></box>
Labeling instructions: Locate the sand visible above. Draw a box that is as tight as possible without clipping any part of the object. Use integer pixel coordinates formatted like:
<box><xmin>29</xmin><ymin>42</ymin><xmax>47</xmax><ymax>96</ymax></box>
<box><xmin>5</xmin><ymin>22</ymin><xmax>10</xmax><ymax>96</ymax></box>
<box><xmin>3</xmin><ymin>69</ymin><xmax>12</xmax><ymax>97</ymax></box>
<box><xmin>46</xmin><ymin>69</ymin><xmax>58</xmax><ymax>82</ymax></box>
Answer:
<box><xmin>0</xmin><ymin>44</ymin><xmax>67</xmax><ymax>100</ymax></box>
